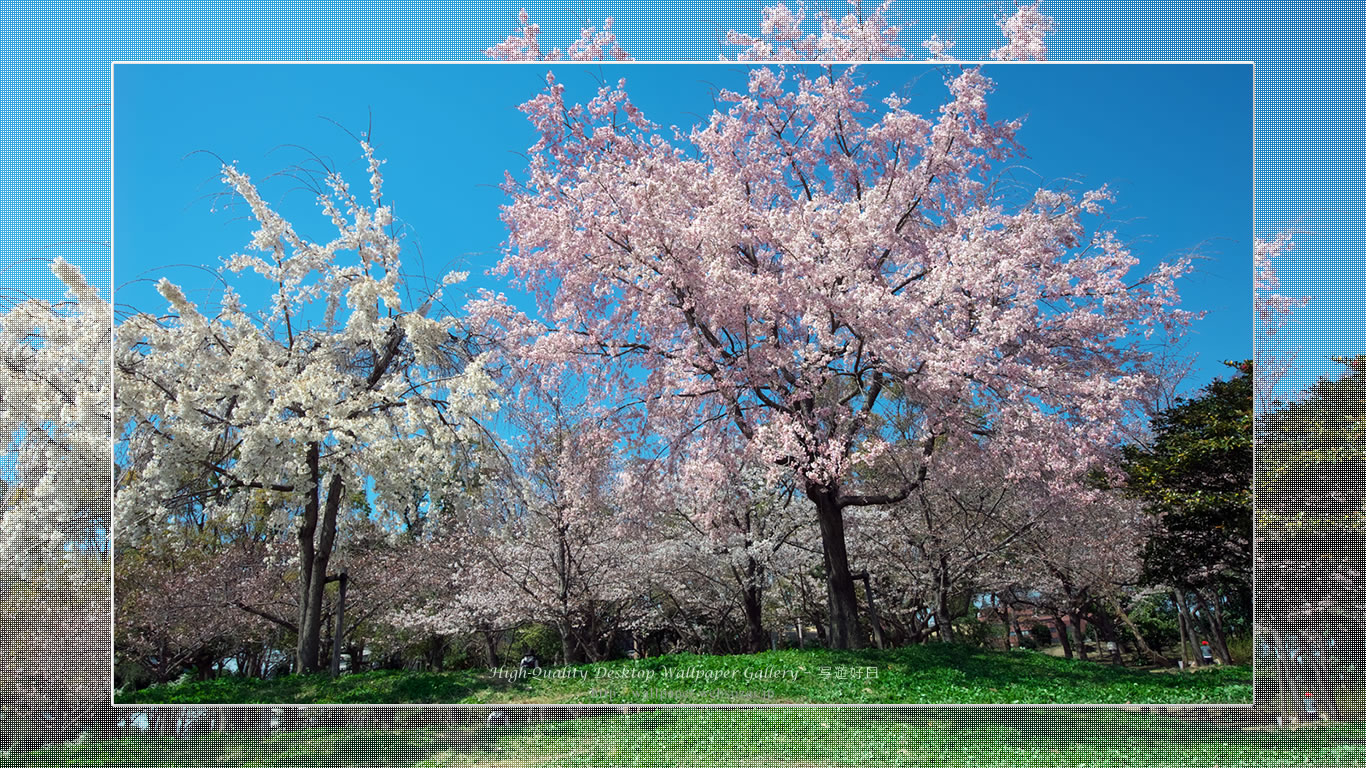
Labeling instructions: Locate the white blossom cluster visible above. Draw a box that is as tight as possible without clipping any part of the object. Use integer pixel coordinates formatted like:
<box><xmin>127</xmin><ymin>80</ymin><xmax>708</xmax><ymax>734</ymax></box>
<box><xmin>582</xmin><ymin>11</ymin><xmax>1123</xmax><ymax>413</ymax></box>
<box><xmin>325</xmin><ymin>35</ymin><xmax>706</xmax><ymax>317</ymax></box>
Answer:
<box><xmin>0</xmin><ymin>258</ymin><xmax>110</xmax><ymax>577</ymax></box>
<box><xmin>115</xmin><ymin>144</ymin><xmax>498</xmax><ymax>550</ymax></box>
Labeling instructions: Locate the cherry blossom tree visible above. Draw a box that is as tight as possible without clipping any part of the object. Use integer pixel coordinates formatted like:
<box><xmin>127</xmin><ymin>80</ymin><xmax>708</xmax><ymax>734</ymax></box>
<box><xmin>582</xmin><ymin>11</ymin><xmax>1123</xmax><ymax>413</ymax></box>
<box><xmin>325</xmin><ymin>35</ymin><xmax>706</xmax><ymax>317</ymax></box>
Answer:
<box><xmin>469</xmin><ymin>396</ymin><xmax>643</xmax><ymax>664</ymax></box>
<box><xmin>115</xmin><ymin>143</ymin><xmax>498</xmax><ymax>673</ymax></box>
<box><xmin>0</xmin><ymin>258</ymin><xmax>111</xmax><ymax>749</ymax></box>
<box><xmin>304</xmin><ymin>518</ymin><xmax>460</xmax><ymax>674</ymax></box>
<box><xmin>480</xmin><ymin>66</ymin><xmax>1194</xmax><ymax>648</ymax></box>
<box><xmin>727</xmin><ymin>1</ymin><xmax>1056</xmax><ymax>62</ymax></box>
<box><xmin>1008</xmin><ymin>488</ymin><xmax>1153</xmax><ymax>662</ymax></box>
<box><xmin>1252</xmin><ymin>231</ymin><xmax>1309</xmax><ymax>410</ymax></box>
<box><xmin>114</xmin><ymin>538</ymin><xmax>280</xmax><ymax>685</ymax></box>
<box><xmin>723</xmin><ymin>0</ymin><xmax>908</xmax><ymax>61</ymax></box>
<box><xmin>0</xmin><ymin>258</ymin><xmax>110</xmax><ymax>576</ymax></box>
<box><xmin>490</xmin><ymin>1</ymin><xmax>1056</xmax><ymax>62</ymax></box>
<box><xmin>383</xmin><ymin>539</ymin><xmax>521</xmax><ymax>668</ymax></box>
<box><xmin>632</xmin><ymin>439</ymin><xmax>813</xmax><ymax>653</ymax></box>
<box><xmin>988</xmin><ymin>2</ymin><xmax>1055</xmax><ymax>62</ymax></box>
<box><xmin>383</xmin><ymin>372</ymin><xmax>647</xmax><ymax>666</ymax></box>
<box><xmin>486</xmin><ymin>8</ymin><xmax>631</xmax><ymax>61</ymax></box>
<box><xmin>0</xmin><ymin>562</ymin><xmax>109</xmax><ymax>751</ymax></box>
<box><xmin>852</xmin><ymin>438</ymin><xmax>1041</xmax><ymax>644</ymax></box>
<box><xmin>621</xmin><ymin>446</ymin><xmax>828</xmax><ymax>655</ymax></box>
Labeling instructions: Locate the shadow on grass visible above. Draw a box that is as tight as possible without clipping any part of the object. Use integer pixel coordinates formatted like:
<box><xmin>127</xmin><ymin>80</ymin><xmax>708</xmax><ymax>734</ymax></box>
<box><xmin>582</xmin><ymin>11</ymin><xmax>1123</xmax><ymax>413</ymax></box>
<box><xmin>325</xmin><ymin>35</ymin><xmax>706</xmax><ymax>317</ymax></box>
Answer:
<box><xmin>115</xmin><ymin>666</ymin><xmax>536</xmax><ymax>705</ymax></box>
<box><xmin>5</xmin><ymin>728</ymin><xmax>497</xmax><ymax>768</ymax></box>
<box><xmin>115</xmin><ymin>644</ymin><xmax>1250</xmax><ymax>706</ymax></box>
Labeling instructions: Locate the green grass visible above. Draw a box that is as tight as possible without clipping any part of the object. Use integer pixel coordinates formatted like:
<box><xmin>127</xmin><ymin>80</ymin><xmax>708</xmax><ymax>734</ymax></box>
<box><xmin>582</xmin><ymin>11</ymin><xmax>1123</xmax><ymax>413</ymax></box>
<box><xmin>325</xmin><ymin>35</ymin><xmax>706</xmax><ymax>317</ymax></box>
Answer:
<box><xmin>7</xmin><ymin>712</ymin><xmax>1366</xmax><ymax>767</ymax></box>
<box><xmin>0</xmin><ymin>729</ymin><xmax>462</xmax><ymax>768</ymax></box>
<box><xmin>115</xmin><ymin>644</ymin><xmax>1251</xmax><ymax>705</ymax></box>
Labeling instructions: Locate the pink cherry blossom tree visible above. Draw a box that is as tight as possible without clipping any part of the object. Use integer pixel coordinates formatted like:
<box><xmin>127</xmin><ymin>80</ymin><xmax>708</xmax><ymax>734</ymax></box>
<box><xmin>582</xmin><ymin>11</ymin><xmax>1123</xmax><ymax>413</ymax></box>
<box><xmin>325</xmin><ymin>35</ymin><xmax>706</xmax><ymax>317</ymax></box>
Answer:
<box><xmin>480</xmin><ymin>66</ymin><xmax>1194</xmax><ymax>649</ymax></box>
<box><xmin>723</xmin><ymin>0</ymin><xmax>907</xmax><ymax>61</ymax></box>
<box><xmin>630</xmin><ymin>437</ymin><xmax>814</xmax><ymax>653</ymax></box>
<box><xmin>383</xmin><ymin>538</ymin><xmax>522</xmax><ymax>668</ymax></box>
<box><xmin>485</xmin><ymin>8</ymin><xmax>631</xmax><ymax>61</ymax></box>
<box><xmin>490</xmin><ymin>2</ymin><xmax>1057</xmax><ymax>62</ymax></box>
<box><xmin>0</xmin><ymin>565</ymin><xmax>108</xmax><ymax>750</ymax></box>
<box><xmin>393</xmin><ymin>380</ymin><xmax>646</xmax><ymax>666</ymax></box>
<box><xmin>988</xmin><ymin>1</ymin><xmax>1055</xmax><ymax>62</ymax></box>
<box><xmin>478</xmin><ymin>397</ymin><xmax>643</xmax><ymax>664</ymax></box>
<box><xmin>1252</xmin><ymin>231</ymin><xmax>1309</xmax><ymax>410</ymax></box>
<box><xmin>1009</xmin><ymin>488</ymin><xmax>1152</xmax><ymax>662</ymax></box>
<box><xmin>850</xmin><ymin>433</ymin><xmax>1048</xmax><ymax>644</ymax></box>
<box><xmin>114</xmin><ymin>538</ymin><xmax>280</xmax><ymax>685</ymax></box>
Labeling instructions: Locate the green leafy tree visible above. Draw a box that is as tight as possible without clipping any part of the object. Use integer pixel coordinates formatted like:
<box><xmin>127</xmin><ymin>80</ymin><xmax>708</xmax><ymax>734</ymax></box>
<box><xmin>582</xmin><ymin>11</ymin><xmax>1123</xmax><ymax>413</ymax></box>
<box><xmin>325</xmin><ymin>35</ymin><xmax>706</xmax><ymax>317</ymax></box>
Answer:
<box><xmin>1256</xmin><ymin>355</ymin><xmax>1366</xmax><ymax>721</ymax></box>
<box><xmin>1123</xmin><ymin>361</ymin><xmax>1253</xmax><ymax>664</ymax></box>
<box><xmin>1257</xmin><ymin>355</ymin><xmax>1366</xmax><ymax>530</ymax></box>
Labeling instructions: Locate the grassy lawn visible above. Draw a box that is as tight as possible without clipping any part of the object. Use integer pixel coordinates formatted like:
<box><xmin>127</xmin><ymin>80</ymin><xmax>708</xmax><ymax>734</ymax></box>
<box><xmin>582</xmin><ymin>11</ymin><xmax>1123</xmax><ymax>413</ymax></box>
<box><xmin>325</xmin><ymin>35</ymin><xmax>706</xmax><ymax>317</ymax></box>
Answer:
<box><xmin>115</xmin><ymin>644</ymin><xmax>1251</xmax><ymax>705</ymax></box>
<box><xmin>8</xmin><ymin>711</ymin><xmax>1366</xmax><ymax>767</ymax></box>
<box><xmin>0</xmin><ymin>729</ymin><xmax>463</xmax><ymax>768</ymax></box>
<box><xmin>434</xmin><ymin>710</ymin><xmax>1366</xmax><ymax>768</ymax></box>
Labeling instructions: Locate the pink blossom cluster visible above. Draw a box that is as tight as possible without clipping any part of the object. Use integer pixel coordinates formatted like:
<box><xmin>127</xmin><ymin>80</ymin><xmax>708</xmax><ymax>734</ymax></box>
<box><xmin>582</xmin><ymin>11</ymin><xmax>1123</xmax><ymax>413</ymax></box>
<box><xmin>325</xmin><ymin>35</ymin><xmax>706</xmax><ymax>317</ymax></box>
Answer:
<box><xmin>989</xmin><ymin>2</ymin><xmax>1056</xmax><ymax>62</ymax></box>
<box><xmin>485</xmin><ymin>8</ymin><xmax>631</xmax><ymax>61</ymax></box>
<box><xmin>489</xmin><ymin>1</ymin><xmax>1057</xmax><ymax>62</ymax></box>
<box><xmin>1254</xmin><ymin>231</ymin><xmax>1309</xmax><ymax>337</ymax></box>
<box><xmin>724</xmin><ymin>0</ymin><xmax>907</xmax><ymax>62</ymax></box>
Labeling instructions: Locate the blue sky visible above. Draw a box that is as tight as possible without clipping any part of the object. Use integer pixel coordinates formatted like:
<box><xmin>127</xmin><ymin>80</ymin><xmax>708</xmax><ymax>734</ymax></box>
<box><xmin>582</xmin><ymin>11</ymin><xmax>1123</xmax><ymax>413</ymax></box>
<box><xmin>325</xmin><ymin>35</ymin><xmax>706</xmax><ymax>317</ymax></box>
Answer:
<box><xmin>114</xmin><ymin>62</ymin><xmax>1252</xmax><ymax>400</ymax></box>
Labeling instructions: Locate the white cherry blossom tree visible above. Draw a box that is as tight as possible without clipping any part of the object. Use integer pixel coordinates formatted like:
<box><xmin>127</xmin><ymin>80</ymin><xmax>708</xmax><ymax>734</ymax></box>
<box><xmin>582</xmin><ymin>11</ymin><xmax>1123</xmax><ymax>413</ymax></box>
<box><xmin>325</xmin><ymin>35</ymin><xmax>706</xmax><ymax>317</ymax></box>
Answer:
<box><xmin>0</xmin><ymin>258</ymin><xmax>111</xmax><ymax>749</ymax></box>
<box><xmin>115</xmin><ymin>143</ymin><xmax>498</xmax><ymax>673</ymax></box>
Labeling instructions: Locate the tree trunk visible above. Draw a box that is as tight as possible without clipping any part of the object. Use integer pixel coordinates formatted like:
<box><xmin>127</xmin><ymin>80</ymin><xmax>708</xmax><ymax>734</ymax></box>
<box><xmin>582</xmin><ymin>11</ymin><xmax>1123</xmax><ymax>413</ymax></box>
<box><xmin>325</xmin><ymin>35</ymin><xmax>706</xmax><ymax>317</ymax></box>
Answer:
<box><xmin>1109</xmin><ymin>598</ymin><xmax>1170</xmax><ymax>665</ymax></box>
<box><xmin>1053</xmin><ymin>613</ymin><xmax>1073</xmax><ymax>660</ymax></box>
<box><xmin>1173</xmin><ymin>590</ymin><xmax>1203</xmax><ymax>667</ymax></box>
<box><xmin>1191</xmin><ymin>588</ymin><xmax>1232</xmax><ymax>664</ymax></box>
<box><xmin>157</xmin><ymin>710</ymin><xmax>177</xmax><ymax>737</ymax></box>
<box><xmin>559</xmin><ymin>620</ymin><xmax>586</xmax><ymax>665</ymax></box>
<box><xmin>1174</xmin><ymin>591</ymin><xmax>1192</xmax><ymax>669</ymax></box>
<box><xmin>296</xmin><ymin>442</ymin><xmax>345</xmax><ymax>674</ymax></box>
<box><xmin>1269</xmin><ymin>628</ymin><xmax>1295</xmax><ymax>719</ymax></box>
<box><xmin>1073</xmin><ymin>610</ymin><xmax>1089</xmax><ymax>661</ymax></box>
<box><xmin>426</xmin><ymin>633</ymin><xmax>447</xmax><ymax>672</ymax></box>
<box><xmin>294</xmin><ymin>446</ymin><xmax>319</xmax><ymax>674</ymax></box>
<box><xmin>1307</xmin><ymin>634</ymin><xmax>1342</xmax><ymax>721</ymax></box>
<box><xmin>330</xmin><ymin>571</ymin><xmax>348</xmax><ymax>676</ymax></box>
<box><xmin>347</xmin><ymin>641</ymin><xmax>365</xmax><ymax>675</ymax></box>
<box><xmin>743</xmin><ymin>583</ymin><xmax>766</xmax><ymax>654</ymax></box>
<box><xmin>1210</xmin><ymin>591</ymin><xmax>1237</xmax><ymax>662</ymax></box>
<box><xmin>858</xmin><ymin>573</ymin><xmax>886</xmax><ymax>649</ymax></box>
<box><xmin>481</xmin><ymin>630</ymin><xmax>500</xmax><ymax>668</ymax></box>
<box><xmin>1091</xmin><ymin>609</ymin><xmax>1125</xmax><ymax>665</ymax></box>
<box><xmin>995</xmin><ymin>596</ymin><xmax>1012</xmax><ymax>649</ymax></box>
<box><xmin>933</xmin><ymin>571</ymin><xmax>956</xmax><ymax>643</ymax></box>
<box><xmin>808</xmin><ymin>485</ymin><xmax>863</xmax><ymax>649</ymax></box>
